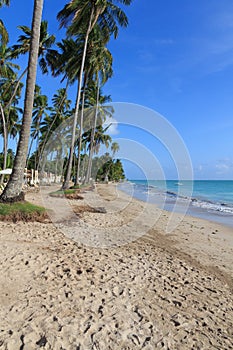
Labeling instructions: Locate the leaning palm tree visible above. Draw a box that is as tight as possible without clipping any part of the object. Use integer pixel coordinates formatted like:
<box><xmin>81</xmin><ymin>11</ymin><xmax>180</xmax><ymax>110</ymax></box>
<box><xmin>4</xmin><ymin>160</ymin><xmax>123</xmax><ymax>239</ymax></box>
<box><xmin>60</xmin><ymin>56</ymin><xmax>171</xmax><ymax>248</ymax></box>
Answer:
<box><xmin>38</xmin><ymin>88</ymin><xmax>71</xmax><ymax>165</ymax></box>
<box><xmin>57</xmin><ymin>0</ymin><xmax>132</xmax><ymax>189</ymax></box>
<box><xmin>74</xmin><ymin>25</ymin><xmax>112</xmax><ymax>185</ymax></box>
<box><xmin>84</xmin><ymin>31</ymin><xmax>113</xmax><ymax>184</ymax></box>
<box><xmin>0</xmin><ymin>0</ymin><xmax>44</xmax><ymax>202</ymax></box>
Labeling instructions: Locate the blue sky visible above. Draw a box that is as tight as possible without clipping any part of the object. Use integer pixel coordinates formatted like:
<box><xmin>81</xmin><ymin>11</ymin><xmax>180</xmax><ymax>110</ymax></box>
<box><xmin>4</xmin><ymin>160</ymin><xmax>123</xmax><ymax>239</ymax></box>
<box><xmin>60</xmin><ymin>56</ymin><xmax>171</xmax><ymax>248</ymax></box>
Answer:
<box><xmin>1</xmin><ymin>0</ymin><xmax>233</xmax><ymax>179</ymax></box>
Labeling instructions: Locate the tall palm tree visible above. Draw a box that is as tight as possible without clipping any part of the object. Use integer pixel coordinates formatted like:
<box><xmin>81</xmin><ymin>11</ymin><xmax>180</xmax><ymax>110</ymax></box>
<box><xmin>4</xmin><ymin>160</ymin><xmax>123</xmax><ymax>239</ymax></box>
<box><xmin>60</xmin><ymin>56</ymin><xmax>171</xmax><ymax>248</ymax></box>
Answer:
<box><xmin>0</xmin><ymin>0</ymin><xmax>10</xmax><ymax>45</ymax></box>
<box><xmin>0</xmin><ymin>65</ymin><xmax>22</xmax><ymax>181</ymax></box>
<box><xmin>0</xmin><ymin>0</ymin><xmax>44</xmax><ymax>202</ymax></box>
<box><xmin>5</xmin><ymin>20</ymin><xmax>56</xmax><ymax>110</ymax></box>
<box><xmin>0</xmin><ymin>21</ymin><xmax>8</xmax><ymax>46</ymax></box>
<box><xmin>57</xmin><ymin>0</ymin><xmax>132</xmax><ymax>189</ymax></box>
<box><xmin>103</xmin><ymin>141</ymin><xmax>119</xmax><ymax>182</ymax></box>
<box><xmin>27</xmin><ymin>85</ymin><xmax>51</xmax><ymax>168</ymax></box>
<box><xmin>0</xmin><ymin>43</ymin><xmax>20</xmax><ymax>79</ymax></box>
<box><xmin>82</xmin><ymin>123</ymin><xmax>112</xmax><ymax>180</ymax></box>
<box><xmin>38</xmin><ymin>88</ymin><xmax>71</xmax><ymax>165</ymax></box>
<box><xmin>111</xmin><ymin>141</ymin><xmax>119</xmax><ymax>158</ymax></box>
<box><xmin>84</xmin><ymin>30</ymin><xmax>113</xmax><ymax>184</ymax></box>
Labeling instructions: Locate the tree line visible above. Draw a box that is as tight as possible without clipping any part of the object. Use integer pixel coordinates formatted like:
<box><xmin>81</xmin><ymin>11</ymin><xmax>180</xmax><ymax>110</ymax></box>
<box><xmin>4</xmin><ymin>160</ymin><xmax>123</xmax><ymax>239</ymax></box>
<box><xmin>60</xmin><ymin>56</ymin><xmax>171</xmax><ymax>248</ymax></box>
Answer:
<box><xmin>0</xmin><ymin>0</ymin><xmax>132</xmax><ymax>202</ymax></box>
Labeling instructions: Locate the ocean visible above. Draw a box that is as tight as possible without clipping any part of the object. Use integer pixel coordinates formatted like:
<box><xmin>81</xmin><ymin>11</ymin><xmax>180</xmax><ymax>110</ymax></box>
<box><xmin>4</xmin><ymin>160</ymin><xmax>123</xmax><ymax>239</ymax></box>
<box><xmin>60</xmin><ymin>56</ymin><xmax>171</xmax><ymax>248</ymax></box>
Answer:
<box><xmin>118</xmin><ymin>180</ymin><xmax>233</xmax><ymax>228</ymax></box>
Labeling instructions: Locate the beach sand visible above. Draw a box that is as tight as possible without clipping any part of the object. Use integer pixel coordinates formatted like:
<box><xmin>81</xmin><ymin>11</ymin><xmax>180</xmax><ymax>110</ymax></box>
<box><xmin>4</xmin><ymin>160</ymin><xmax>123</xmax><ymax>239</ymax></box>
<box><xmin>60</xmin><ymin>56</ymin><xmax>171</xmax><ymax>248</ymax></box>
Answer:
<box><xmin>0</xmin><ymin>183</ymin><xmax>232</xmax><ymax>349</ymax></box>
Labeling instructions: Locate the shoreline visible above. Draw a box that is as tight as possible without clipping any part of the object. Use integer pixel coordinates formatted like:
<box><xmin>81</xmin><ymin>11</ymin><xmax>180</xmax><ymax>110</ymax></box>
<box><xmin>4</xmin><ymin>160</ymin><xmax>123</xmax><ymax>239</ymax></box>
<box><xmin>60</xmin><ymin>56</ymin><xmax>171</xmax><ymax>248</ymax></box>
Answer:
<box><xmin>0</xmin><ymin>183</ymin><xmax>232</xmax><ymax>349</ymax></box>
<box><xmin>119</xmin><ymin>180</ymin><xmax>233</xmax><ymax>229</ymax></box>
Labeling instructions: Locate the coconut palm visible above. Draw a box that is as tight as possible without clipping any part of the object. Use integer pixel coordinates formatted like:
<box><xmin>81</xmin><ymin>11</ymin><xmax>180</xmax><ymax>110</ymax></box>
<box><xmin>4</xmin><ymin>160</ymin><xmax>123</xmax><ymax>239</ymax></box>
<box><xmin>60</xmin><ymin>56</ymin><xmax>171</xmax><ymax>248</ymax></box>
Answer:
<box><xmin>27</xmin><ymin>85</ymin><xmax>51</xmax><ymax>168</ymax></box>
<box><xmin>0</xmin><ymin>0</ymin><xmax>44</xmax><ymax>202</ymax></box>
<box><xmin>103</xmin><ymin>141</ymin><xmax>119</xmax><ymax>182</ymax></box>
<box><xmin>0</xmin><ymin>71</ymin><xmax>22</xmax><ymax>181</ymax></box>
<box><xmin>38</xmin><ymin>88</ymin><xmax>71</xmax><ymax>164</ymax></box>
<box><xmin>0</xmin><ymin>21</ymin><xmax>8</xmax><ymax>46</ymax></box>
<box><xmin>57</xmin><ymin>0</ymin><xmax>132</xmax><ymax>189</ymax></box>
<box><xmin>111</xmin><ymin>141</ymin><xmax>119</xmax><ymax>158</ymax></box>
<box><xmin>0</xmin><ymin>43</ymin><xmax>19</xmax><ymax>178</ymax></box>
<box><xmin>74</xmin><ymin>25</ymin><xmax>113</xmax><ymax>184</ymax></box>
<box><xmin>82</xmin><ymin>122</ymin><xmax>112</xmax><ymax>182</ymax></box>
<box><xmin>0</xmin><ymin>43</ymin><xmax>20</xmax><ymax>79</ymax></box>
<box><xmin>0</xmin><ymin>0</ymin><xmax>10</xmax><ymax>45</ymax></box>
<box><xmin>5</xmin><ymin>20</ymin><xmax>56</xmax><ymax>110</ymax></box>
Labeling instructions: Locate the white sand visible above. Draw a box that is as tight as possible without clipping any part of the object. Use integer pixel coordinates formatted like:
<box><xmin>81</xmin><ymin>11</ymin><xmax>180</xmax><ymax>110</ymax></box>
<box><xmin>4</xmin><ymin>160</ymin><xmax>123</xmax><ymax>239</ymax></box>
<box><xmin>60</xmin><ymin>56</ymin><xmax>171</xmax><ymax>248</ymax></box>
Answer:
<box><xmin>0</xmin><ymin>183</ymin><xmax>232</xmax><ymax>349</ymax></box>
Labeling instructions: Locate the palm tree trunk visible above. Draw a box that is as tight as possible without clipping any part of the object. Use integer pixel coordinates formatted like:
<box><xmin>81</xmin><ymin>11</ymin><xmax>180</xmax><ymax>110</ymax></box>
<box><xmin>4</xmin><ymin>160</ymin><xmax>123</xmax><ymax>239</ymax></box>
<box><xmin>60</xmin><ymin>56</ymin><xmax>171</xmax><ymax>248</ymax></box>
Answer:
<box><xmin>26</xmin><ymin>134</ymin><xmax>35</xmax><ymax>168</ymax></box>
<box><xmin>0</xmin><ymin>0</ymin><xmax>44</xmax><ymax>202</ymax></box>
<box><xmin>0</xmin><ymin>103</ymin><xmax>8</xmax><ymax>183</ymax></box>
<box><xmin>5</xmin><ymin>67</ymin><xmax>28</xmax><ymax>110</ymax></box>
<box><xmin>62</xmin><ymin>6</ymin><xmax>95</xmax><ymax>190</ymax></box>
<box><xmin>85</xmin><ymin>78</ymin><xmax>100</xmax><ymax>184</ymax></box>
<box><xmin>75</xmin><ymin>86</ymin><xmax>86</xmax><ymax>185</ymax></box>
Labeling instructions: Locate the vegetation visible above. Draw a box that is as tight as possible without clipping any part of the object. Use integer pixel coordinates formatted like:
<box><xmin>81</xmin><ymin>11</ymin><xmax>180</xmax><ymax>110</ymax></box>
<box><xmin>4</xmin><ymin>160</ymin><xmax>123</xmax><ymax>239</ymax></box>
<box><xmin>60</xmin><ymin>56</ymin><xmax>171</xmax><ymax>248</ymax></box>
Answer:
<box><xmin>97</xmin><ymin>158</ymin><xmax>125</xmax><ymax>182</ymax></box>
<box><xmin>0</xmin><ymin>0</ymin><xmax>131</xmax><ymax>206</ymax></box>
<box><xmin>0</xmin><ymin>201</ymin><xmax>48</xmax><ymax>222</ymax></box>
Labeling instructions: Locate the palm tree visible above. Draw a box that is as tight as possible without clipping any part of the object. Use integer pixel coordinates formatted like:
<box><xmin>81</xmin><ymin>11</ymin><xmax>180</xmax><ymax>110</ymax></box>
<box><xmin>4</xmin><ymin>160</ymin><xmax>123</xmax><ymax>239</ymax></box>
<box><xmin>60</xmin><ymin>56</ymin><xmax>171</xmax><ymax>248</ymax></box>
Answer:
<box><xmin>57</xmin><ymin>0</ymin><xmax>132</xmax><ymax>189</ymax></box>
<box><xmin>0</xmin><ymin>44</ymin><xmax>20</xmax><ymax>79</ymax></box>
<box><xmin>0</xmin><ymin>64</ymin><xmax>22</xmax><ymax>181</ymax></box>
<box><xmin>0</xmin><ymin>0</ymin><xmax>10</xmax><ymax>45</ymax></box>
<box><xmin>103</xmin><ymin>141</ymin><xmax>119</xmax><ymax>182</ymax></box>
<box><xmin>82</xmin><ymin>123</ymin><xmax>112</xmax><ymax>182</ymax></box>
<box><xmin>5</xmin><ymin>20</ymin><xmax>56</xmax><ymax>110</ymax></box>
<box><xmin>38</xmin><ymin>88</ymin><xmax>71</xmax><ymax>165</ymax></box>
<box><xmin>84</xmin><ymin>85</ymin><xmax>113</xmax><ymax>184</ymax></box>
<box><xmin>74</xmin><ymin>25</ymin><xmax>113</xmax><ymax>184</ymax></box>
<box><xmin>0</xmin><ymin>0</ymin><xmax>44</xmax><ymax>202</ymax></box>
<box><xmin>83</xmin><ymin>29</ymin><xmax>113</xmax><ymax>184</ymax></box>
<box><xmin>111</xmin><ymin>141</ymin><xmax>119</xmax><ymax>158</ymax></box>
<box><xmin>27</xmin><ymin>85</ymin><xmax>51</xmax><ymax>168</ymax></box>
<box><xmin>0</xmin><ymin>21</ymin><xmax>8</xmax><ymax>46</ymax></box>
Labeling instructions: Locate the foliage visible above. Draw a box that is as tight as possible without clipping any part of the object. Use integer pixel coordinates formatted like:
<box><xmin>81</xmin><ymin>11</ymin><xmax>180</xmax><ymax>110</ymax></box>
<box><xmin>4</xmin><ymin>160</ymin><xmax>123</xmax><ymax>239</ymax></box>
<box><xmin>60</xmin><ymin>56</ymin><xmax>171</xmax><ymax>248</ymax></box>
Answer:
<box><xmin>0</xmin><ymin>148</ymin><xmax>14</xmax><ymax>169</ymax></box>
<box><xmin>96</xmin><ymin>155</ymin><xmax>125</xmax><ymax>182</ymax></box>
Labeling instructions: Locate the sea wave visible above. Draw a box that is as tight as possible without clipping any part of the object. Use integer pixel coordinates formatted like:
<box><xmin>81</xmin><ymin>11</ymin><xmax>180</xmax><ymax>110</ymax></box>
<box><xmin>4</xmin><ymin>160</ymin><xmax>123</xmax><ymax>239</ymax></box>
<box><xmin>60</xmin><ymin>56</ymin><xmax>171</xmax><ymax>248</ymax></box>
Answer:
<box><xmin>121</xmin><ymin>181</ymin><xmax>233</xmax><ymax>215</ymax></box>
<box><xmin>191</xmin><ymin>199</ymin><xmax>233</xmax><ymax>214</ymax></box>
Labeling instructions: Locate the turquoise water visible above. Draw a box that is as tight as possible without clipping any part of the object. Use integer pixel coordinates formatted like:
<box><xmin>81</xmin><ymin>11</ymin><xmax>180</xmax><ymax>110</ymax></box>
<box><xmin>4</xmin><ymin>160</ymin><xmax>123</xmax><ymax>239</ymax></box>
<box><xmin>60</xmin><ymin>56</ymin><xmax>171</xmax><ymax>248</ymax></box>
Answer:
<box><xmin>118</xmin><ymin>180</ymin><xmax>233</xmax><ymax>227</ymax></box>
<box><xmin>135</xmin><ymin>180</ymin><xmax>233</xmax><ymax>206</ymax></box>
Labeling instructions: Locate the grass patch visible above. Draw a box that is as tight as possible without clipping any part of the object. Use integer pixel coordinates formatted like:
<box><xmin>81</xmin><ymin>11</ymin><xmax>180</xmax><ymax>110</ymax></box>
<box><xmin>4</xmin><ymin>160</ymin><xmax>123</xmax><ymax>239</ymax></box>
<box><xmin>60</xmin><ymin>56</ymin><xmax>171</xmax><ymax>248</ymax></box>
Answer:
<box><xmin>71</xmin><ymin>184</ymin><xmax>95</xmax><ymax>191</ymax></box>
<box><xmin>49</xmin><ymin>189</ymin><xmax>83</xmax><ymax>200</ymax></box>
<box><xmin>0</xmin><ymin>201</ymin><xmax>49</xmax><ymax>222</ymax></box>
<box><xmin>50</xmin><ymin>189</ymin><xmax>76</xmax><ymax>196</ymax></box>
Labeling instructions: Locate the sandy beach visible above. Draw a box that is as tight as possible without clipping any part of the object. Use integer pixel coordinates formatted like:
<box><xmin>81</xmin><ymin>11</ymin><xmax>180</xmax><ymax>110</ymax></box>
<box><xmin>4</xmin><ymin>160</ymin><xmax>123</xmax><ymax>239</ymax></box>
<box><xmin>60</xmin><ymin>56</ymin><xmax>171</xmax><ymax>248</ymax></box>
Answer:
<box><xmin>0</xmin><ymin>183</ymin><xmax>233</xmax><ymax>349</ymax></box>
